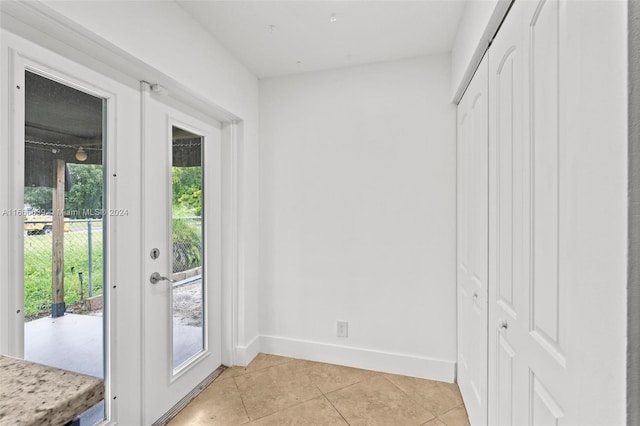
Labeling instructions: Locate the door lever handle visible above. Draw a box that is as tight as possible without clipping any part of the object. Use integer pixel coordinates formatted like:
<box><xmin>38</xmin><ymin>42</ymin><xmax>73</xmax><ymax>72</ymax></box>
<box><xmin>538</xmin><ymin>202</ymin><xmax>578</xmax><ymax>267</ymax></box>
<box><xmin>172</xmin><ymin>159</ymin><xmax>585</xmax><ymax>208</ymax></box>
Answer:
<box><xmin>150</xmin><ymin>272</ymin><xmax>175</xmax><ymax>285</ymax></box>
<box><xmin>500</xmin><ymin>320</ymin><xmax>509</xmax><ymax>330</ymax></box>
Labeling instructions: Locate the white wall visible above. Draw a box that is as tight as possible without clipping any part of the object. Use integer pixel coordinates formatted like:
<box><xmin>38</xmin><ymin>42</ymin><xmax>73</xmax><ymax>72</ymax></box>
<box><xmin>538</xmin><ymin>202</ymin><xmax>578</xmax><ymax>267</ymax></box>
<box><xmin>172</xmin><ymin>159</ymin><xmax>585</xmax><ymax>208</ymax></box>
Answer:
<box><xmin>560</xmin><ymin>2</ymin><xmax>627</xmax><ymax>421</ymax></box>
<box><xmin>450</xmin><ymin>0</ymin><xmax>509</xmax><ymax>101</ymax></box>
<box><xmin>259</xmin><ymin>55</ymin><xmax>457</xmax><ymax>381</ymax></box>
<box><xmin>629</xmin><ymin>1</ymin><xmax>640</xmax><ymax>422</ymax></box>
<box><xmin>39</xmin><ymin>0</ymin><xmax>261</xmax><ymax>364</ymax></box>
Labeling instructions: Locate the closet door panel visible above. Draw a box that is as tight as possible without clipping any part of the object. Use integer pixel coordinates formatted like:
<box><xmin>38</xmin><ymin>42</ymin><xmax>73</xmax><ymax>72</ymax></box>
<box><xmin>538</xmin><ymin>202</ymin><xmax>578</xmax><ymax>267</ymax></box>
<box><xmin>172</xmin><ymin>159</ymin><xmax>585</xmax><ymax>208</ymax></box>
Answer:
<box><xmin>530</xmin><ymin>0</ymin><xmax>563</xmax><ymax>357</ymax></box>
<box><xmin>523</xmin><ymin>1</ymin><xmax>570</xmax><ymax>422</ymax></box>
<box><xmin>488</xmin><ymin>2</ymin><xmax>527</xmax><ymax>424</ymax></box>
<box><xmin>489</xmin><ymin>0</ymin><xmax>572</xmax><ymax>424</ymax></box>
<box><xmin>457</xmin><ymin>54</ymin><xmax>489</xmax><ymax>426</ymax></box>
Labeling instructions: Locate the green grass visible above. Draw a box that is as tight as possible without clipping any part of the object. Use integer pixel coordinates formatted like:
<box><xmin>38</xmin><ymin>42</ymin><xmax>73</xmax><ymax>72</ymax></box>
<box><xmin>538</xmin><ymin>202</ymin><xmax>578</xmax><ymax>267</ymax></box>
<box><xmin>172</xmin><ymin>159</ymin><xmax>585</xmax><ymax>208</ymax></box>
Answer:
<box><xmin>23</xmin><ymin>223</ymin><xmax>103</xmax><ymax>321</ymax></box>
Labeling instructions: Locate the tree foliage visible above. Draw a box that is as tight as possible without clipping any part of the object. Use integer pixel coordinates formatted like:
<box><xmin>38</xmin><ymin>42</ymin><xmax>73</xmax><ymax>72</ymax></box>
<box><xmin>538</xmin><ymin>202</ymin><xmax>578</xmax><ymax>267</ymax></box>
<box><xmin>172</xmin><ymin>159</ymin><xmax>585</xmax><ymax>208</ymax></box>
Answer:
<box><xmin>172</xmin><ymin>166</ymin><xmax>202</xmax><ymax>215</ymax></box>
<box><xmin>24</xmin><ymin>164</ymin><xmax>201</xmax><ymax>219</ymax></box>
<box><xmin>24</xmin><ymin>164</ymin><xmax>103</xmax><ymax>218</ymax></box>
<box><xmin>24</xmin><ymin>186</ymin><xmax>52</xmax><ymax>212</ymax></box>
<box><xmin>172</xmin><ymin>168</ymin><xmax>203</xmax><ymax>273</ymax></box>
<box><xmin>66</xmin><ymin>164</ymin><xmax>103</xmax><ymax>217</ymax></box>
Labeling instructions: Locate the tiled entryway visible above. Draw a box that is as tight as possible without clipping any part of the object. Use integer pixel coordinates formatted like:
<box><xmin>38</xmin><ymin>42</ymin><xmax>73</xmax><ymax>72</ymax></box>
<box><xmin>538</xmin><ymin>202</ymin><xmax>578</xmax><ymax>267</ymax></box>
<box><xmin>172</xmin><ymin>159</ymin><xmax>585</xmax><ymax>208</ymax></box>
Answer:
<box><xmin>168</xmin><ymin>353</ymin><xmax>469</xmax><ymax>426</ymax></box>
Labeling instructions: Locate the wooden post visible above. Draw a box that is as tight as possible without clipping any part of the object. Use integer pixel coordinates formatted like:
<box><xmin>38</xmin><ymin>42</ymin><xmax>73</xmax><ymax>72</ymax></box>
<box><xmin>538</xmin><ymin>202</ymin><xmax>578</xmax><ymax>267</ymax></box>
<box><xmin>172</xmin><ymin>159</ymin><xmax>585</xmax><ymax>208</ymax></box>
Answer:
<box><xmin>51</xmin><ymin>159</ymin><xmax>65</xmax><ymax>318</ymax></box>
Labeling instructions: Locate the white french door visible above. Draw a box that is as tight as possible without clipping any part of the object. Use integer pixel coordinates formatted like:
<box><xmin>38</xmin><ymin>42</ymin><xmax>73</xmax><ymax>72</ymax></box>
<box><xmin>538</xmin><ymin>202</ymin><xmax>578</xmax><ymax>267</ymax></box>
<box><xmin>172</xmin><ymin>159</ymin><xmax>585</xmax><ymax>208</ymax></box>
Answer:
<box><xmin>1</xmin><ymin>40</ymin><xmax>141</xmax><ymax>425</ymax></box>
<box><xmin>142</xmin><ymin>83</ymin><xmax>222</xmax><ymax>424</ymax></box>
<box><xmin>457</xmin><ymin>55</ymin><xmax>489</xmax><ymax>426</ymax></box>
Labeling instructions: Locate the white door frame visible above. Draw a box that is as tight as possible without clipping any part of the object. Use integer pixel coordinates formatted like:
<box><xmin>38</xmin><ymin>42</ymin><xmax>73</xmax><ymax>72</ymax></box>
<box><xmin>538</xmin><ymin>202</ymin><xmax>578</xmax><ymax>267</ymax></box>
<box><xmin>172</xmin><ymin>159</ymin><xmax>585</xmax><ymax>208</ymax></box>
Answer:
<box><xmin>0</xmin><ymin>23</ymin><xmax>241</xmax><ymax>425</ymax></box>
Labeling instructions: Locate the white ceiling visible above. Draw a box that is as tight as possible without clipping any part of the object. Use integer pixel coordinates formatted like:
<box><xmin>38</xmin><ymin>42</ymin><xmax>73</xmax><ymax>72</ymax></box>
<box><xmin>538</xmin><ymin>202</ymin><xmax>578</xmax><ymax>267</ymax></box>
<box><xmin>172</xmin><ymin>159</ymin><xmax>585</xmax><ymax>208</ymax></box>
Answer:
<box><xmin>177</xmin><ymin>1</ymin><xmax>466</xmax><ymax>79</ymax></box>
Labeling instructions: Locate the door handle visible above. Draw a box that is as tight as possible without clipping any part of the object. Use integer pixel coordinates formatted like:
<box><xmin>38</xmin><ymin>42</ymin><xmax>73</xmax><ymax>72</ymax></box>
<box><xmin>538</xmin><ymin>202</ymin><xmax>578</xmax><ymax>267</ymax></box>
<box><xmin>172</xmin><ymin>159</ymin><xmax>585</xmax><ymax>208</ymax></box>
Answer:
<box><xmin>150</xmin><ymin>272</ymin><xmax>175</xmax><ymax>285</ymax></box>
<box><xmin>500</xmin><ymin>320</ymin><xmax>509</xmax><ymax>330</ymax></box>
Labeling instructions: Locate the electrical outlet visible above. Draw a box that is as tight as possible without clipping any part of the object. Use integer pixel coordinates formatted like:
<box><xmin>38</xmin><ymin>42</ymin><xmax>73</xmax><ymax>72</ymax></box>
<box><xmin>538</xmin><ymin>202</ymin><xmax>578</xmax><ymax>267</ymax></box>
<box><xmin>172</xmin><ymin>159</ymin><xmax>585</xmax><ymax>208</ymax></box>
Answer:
<box><xmin>337</xmin><ymin>320</ymin><xmax>348</xmax><ymax>338</ymax></box>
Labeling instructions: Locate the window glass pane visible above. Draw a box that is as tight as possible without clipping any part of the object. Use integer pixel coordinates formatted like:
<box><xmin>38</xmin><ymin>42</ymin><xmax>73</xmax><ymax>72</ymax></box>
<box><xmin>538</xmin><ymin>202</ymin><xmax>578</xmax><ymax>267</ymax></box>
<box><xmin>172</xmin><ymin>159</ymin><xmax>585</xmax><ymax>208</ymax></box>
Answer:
<box><xmin>23</xmin><ymin>70</ymin><xmax>106</xmax><ymax>425</ymax></box>
<box><xmin>171</xmin><ymin>126</ymin><xmax>204</xmax><ymax>370</ymax></box>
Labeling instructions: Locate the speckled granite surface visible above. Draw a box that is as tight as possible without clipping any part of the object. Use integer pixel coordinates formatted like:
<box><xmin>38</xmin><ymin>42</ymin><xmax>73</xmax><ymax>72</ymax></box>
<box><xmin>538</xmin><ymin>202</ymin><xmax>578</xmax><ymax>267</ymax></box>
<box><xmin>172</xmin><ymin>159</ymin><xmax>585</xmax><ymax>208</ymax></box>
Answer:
<box><xmin>0</xmin><ymin>355</ymin><xmax>104</xmax><ymax>426</ymax></box>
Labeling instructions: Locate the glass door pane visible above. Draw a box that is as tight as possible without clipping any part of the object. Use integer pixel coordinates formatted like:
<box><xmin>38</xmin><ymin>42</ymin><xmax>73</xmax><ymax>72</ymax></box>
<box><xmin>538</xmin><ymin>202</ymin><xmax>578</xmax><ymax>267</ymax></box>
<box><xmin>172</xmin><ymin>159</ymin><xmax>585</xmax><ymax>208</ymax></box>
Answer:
<box><xmin>171</xmin><ymin>126</ymin><xmax>204</xmax><ymax>370</ymax></box>
<box><xmin>23</xmin><ymin>71</ymin><xmax>106</xmax><ymax>425</ymax></box>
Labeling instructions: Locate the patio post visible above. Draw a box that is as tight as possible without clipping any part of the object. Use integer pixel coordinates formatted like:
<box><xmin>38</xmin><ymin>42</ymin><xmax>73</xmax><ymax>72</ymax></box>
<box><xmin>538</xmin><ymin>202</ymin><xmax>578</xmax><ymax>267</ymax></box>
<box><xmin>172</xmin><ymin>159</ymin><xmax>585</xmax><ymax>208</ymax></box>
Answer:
<box><xmin>51</xmin><ymin>159</ymin><xmax>65</xmax><ymax>317</ymax></box>
<box><xmin>88</xmin><ymin>219</ymin><xmax>93</xmax><ymax>298</ymax></box>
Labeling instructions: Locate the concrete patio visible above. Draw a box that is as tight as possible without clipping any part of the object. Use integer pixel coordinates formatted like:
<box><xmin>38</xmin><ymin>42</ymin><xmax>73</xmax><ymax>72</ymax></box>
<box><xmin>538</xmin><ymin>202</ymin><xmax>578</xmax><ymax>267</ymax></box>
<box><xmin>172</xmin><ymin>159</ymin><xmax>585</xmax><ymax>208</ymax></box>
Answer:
<box><xmin>25</xmin><ymin>313</ymin><xmax>103</xmax><ymax>378</ymax></box>
<box><xmin>25</xmin><ymin>313</ymin><xmax>204</xmax><ymax>377</ymax></box>
<box><xmin>24</xmin><ymin>312</ymin><xmax>204</xmax><ymax>425</ymax></box>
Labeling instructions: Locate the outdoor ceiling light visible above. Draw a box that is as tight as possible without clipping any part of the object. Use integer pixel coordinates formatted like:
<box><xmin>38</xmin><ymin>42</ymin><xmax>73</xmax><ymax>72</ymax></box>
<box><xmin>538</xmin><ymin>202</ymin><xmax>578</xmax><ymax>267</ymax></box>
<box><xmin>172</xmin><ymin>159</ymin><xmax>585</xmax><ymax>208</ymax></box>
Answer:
<box><xmin>75</xmin><ymin>147</ymin><xmax>88</xmax><ymax>162</ymax></box>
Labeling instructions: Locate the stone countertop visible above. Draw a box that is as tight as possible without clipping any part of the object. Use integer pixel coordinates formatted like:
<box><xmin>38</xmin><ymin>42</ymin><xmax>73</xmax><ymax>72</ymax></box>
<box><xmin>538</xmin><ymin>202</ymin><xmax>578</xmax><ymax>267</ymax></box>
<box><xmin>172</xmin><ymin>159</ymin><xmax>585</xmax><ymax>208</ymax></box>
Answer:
<box><xmin>0</xmin><ymin>355</ymin><xmax>104</xmax><ymax>426</ymax></box>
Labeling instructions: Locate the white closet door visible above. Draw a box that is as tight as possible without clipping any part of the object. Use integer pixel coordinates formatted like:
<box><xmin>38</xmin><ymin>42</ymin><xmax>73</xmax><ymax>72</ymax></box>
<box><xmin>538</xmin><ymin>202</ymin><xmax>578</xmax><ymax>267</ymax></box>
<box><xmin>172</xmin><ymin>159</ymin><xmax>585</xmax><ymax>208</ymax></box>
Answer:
<box><xmin>457</xmin><ymin>54</ymin><xmax>489</xmax><ymax>426</ymax></box>
<box><xmin>488</xmin><ymin>1</ymin><xmax>571</xmax><ymax>424</ymax></box>
<box><xmin>487</xmin><ymin>2</ymin><xmax>527</xmax><ymax>424</ymax></box>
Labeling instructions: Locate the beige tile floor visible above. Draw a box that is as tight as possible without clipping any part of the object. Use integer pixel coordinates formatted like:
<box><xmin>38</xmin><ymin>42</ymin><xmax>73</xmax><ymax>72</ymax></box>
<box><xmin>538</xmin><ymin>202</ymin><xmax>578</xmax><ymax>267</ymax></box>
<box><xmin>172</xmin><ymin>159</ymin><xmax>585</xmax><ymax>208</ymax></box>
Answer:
<box><xmin>168</xmin><ymin>353</ymin><xmax>470</xmax><ymax>426</ymax></box>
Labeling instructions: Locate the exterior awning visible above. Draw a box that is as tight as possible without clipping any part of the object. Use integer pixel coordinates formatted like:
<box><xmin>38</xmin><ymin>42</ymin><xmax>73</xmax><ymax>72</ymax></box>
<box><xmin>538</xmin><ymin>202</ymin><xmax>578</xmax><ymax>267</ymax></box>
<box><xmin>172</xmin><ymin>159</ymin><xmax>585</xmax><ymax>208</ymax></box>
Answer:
<box><xmin>24</xmin><ymin>72</ymin><xmax>202</xmax><ymax>190</ymax></box>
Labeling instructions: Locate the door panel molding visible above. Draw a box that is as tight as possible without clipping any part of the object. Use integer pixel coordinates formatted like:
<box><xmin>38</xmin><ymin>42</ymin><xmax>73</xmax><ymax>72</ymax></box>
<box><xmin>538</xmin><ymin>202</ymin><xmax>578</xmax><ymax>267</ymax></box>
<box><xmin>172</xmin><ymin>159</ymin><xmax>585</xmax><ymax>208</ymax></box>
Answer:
<box><xmin>530</xmin><ymin>371</ymin><xmax>564</xmax><ymax>425</ymax></box>
<box><xmin>496</xmin><ymin>332</ymin><xmax>515</xmax><ymax>426</ymax></box>
<box><xmin>529</xmin><ymin>0</ymin><xmax>562</xmax><ymax>357</ymax></box>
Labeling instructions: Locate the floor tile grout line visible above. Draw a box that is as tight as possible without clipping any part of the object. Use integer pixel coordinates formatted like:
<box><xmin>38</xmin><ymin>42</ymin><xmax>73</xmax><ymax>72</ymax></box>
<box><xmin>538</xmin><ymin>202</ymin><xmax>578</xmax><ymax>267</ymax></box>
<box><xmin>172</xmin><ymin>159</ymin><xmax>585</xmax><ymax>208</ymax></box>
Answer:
<box><xmin>379</xmin><ymin>375</ymin><xmax>440</xmax><ymax>421</ymax></box>
<box><xmin>227</xmin><ymin>357</ymin><xmax>294</xmax><ymax>379</ymax></box>
<box><xmin>312</xmin><ymin>382</ymin><xmax>325</xmax><ymax>396</ymax></box>
<box><xmin>237</xmin><ymin>367</ymin><xmax>324</xmax><ymax>422</ymax></box>
<box><xmin>233</xmin><ymin>376</ymin><xmax>252</xmax><ymax>423</ymax></box>
<box><xmin>177</xmin><ymin>356</ymin><xmax>468</xmax><ymax>425</ymax></box>
<box><xmin>437</xmin><ymin>402</ymin><xmax>465</xmax><ymax>417</ymax></box>
<box><xmin>381</xmin><ymin>375</ymin><xmax>417</xmax><ymax>400</ymax></box>
<box><xmin>315</xmin><ymin>371</ymin><xmax>449</xmax><ymax>423</ymax></box>
<box><xmin>245</xmin><ymin>394</ymin><xmax>327</xmax><ymax>423</ymax></box>
<box><xmin>322</xmin><ymin>393</ymin><xmax>352</xmax><ymax>426</ymax></box>
<box><xmin>232</xmin><ymin>358</ymin><xmax>329</xmax><ymax>422</ymax></box>
<box><xmin>317</xmin><ymin>375</ymin><xmax>373</xmax><ymax>396</ymax></box>
<box><xmin>290</xmin><ymin>361</ymin><xmax>369</xmax><ymax>396</ymax></box>
<box><xmin>398</xmin><ymin>375</ymin><xmax>465</xmax><ymax>412</ymax></box>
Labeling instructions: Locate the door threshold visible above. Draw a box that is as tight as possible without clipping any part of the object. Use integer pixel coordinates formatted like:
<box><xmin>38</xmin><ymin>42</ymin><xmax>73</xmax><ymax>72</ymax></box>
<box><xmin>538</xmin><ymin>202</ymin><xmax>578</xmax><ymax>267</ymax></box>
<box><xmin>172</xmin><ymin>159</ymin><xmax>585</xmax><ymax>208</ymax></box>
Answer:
<box><xmin>152</xmin><ymin>365</ymin><xmax>226</xmax><ymax>426</ymax></box>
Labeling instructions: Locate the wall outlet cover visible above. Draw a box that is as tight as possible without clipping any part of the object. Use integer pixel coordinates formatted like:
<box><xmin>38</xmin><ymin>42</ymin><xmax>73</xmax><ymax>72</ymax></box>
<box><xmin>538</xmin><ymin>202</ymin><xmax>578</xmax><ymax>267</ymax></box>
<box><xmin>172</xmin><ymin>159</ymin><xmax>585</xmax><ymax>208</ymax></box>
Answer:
<box><xmin>337</xmin><ymin>320</ymin><xmax>348</xmax><ymax>338</ymax></box>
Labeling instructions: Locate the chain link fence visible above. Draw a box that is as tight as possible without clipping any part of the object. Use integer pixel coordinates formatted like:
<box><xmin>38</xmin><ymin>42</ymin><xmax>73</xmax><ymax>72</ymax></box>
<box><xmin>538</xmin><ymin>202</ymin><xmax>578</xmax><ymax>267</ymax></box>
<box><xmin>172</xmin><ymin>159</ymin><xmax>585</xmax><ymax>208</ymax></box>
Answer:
<box><xmin>172</xmin><ymin>216</ymin><xmax>202</xmax><ymax>274</ymax></box>
<box><xmin>24</xmin><ymin>219</ymin><xmax>103</xmax><ymax>320</ymax></box>
<box><xmin>23</xmin><ymin>216</ymin><xmax>201</xmax><ymax>320</ymax></box>
<box><xmin>172</xmin><ymin>216</ymin><xmax>204</xmax><ymax>336</ymax></box>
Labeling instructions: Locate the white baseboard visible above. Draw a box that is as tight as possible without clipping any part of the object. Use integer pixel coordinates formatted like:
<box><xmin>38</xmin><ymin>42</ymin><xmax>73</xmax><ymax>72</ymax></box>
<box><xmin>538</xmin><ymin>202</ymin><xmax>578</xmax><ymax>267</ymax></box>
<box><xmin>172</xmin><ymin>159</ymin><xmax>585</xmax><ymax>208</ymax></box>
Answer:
<box><xmin>259</xmin><ymin>334</ymin><xmax>456</xmax><ymax>383</ymax></box>
<box><xmin>234</xmin><ymin>335</ymin><xmax>260</xmax><ymax>366</ymax></box>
